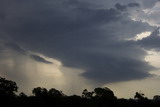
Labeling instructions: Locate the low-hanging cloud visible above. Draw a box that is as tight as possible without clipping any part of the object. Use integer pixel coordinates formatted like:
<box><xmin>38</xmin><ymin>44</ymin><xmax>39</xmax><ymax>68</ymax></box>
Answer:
<box><xmin>1</xmin><ymin>41</ymin><xmax>53</xmax><ymax>64</ymax></box>
<box><xmin>30</xmin><ymin>55</ymin><xmax>53</xmax><ymax>64</ymax></box>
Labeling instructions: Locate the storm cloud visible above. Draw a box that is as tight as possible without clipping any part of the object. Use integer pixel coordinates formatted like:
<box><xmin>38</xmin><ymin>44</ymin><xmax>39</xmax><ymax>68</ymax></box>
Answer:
<box><xmin>138</xmin><ymin>28</ymin><xmax>160</xmax><ymax>49</ymax></box>
<box><xmin>0</xmin><ymin>0</ymin><xmax>158</xmax><ymax>85</ymax></box>
<box><xmin>115</xmin><ymin>2</ymin><xmax>140</xmax><ymax>11</ymax></box>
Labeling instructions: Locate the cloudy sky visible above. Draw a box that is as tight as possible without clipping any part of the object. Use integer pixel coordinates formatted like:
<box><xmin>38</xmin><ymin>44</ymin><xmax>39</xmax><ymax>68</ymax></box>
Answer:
<box><xmin>0</xmin><ymin>0</ymin><xmax>160</xmax><ymax>98</ymax></box>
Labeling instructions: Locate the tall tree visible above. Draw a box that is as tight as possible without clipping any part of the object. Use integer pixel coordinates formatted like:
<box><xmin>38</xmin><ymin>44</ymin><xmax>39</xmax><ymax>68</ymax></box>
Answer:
<box><xmin>94</xmin><ymin>87</ymin><xmax>116</xmax><ymax>99</ymax></box>
<box><xmin>82</xmin><ymin>89</ymin><xmax>94</xmax><ymax>99</ymax></box>
<box><xmin>32</xmin><ymin>87</ymin><xmax>48</xmax><ymax>97</ymax></box>
<box><xmin>0</xmin><ymin>77</ymin><xmax>18</xmax><ymax>97</ymax></box>
<box><xmin>134</xmin><ymin>92</ymin><xmax>145</xmax><ymax>100</ymax></box>
<box><xmin>48</xmin><ymin>88</ymin><xmax>65</xmax><ymax>97</ymax></box>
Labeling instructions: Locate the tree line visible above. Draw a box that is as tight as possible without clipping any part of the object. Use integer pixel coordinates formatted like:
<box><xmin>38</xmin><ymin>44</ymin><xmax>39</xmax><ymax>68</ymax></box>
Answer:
<box><xmin>0</xmin><ymin>76</ymin><xmax>160</xmax><ymax>107</ymax></box>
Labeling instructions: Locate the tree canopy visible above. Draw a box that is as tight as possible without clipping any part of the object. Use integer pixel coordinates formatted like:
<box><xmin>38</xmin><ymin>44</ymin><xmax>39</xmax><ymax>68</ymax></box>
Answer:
<box><xmin>0</xmin><ymin>77</ymin><xmax>18</xmax><ymax>96</ymax></box>
<box><xmin>94</xmin><ymin>87</ymin><xmax>116</xmax><ymax>99</ymax></box>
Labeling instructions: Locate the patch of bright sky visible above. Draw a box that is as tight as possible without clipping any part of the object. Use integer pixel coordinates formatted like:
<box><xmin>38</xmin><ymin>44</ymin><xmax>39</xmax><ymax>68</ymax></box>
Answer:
<box><xmin>135</xmin><ymin>31</ymin><xmax>151</xmax><ymax>40</ymax></box>
<box><xmin>145</xmin><ymin>50</ymin><xmax>160</xmax><ymax>75</ymax></box>
<box><xmin>127</xmin><ymin>31</ymin><xmax>151</xmax><ymax>41</ymax></box>
<box><xmin>104</xmin><ymin>76</ymin><xmax>160</xmax><ymax>99</ymax></box>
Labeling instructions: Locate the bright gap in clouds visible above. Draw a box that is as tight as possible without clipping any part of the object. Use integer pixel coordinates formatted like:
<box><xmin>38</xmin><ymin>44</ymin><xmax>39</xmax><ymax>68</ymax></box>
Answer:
<box><xmin>135</xmin><ymin>31</ymin><xmax>151</xmax><ymax>40</ymax></box>
<box><xmin>127</xmin><ymin>31</ymin><xmax>151</xmax><ymax>41</ymax></box>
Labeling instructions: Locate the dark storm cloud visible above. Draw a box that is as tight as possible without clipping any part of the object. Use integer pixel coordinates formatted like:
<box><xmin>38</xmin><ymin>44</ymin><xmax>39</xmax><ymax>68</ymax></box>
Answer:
<box><xmin>82</xmin><ymin>57</ymin><xmax>153</xmax><ymax>83</ymax></box>
<box><xmin>128</xmin><ymin>3</ymin><xmax>140</xmax><ymax>7</ymax></box>
<box><xmin>0</xmin><ymin>0</ymin><xmax>156</xmax><ymax>83</ymax></box>
<box><xmin>79</xmin><ymin>0</ymin><xmax>159</xmax><ymax>9</ymax></box>
<box><xmin>30</xmin><ymin>55</ymin><xmax>53</xmax><ymax>64</ymax></box>
<box><xmin>115</xmin><ymin>2</ymin><xmax>140</xmax><ymax>11</ymax></box>
<box><xmin>138</xmin><ymin>28</ymin><xmax>160</xmax><ymax>49</ymax></box>
<box><xmin>115</xmin><ymin>3</ymin><xmax>127</xmax><ymax>11</ymax></box>
<box><xmin>5</xmin><ymin>43</ymin><xmax>28</xmax><ymax>55</ymax></box>
<box><xmin>0</xmin><ymin>13</ymin><xmax>5</xmax><ymax>20</ymax></box>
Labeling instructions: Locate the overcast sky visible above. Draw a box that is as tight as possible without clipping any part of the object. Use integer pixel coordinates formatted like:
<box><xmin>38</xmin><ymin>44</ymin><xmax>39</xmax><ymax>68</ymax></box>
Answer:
<box><xmin>0</xmin><ymin>0</ymin><xmax>160</xmax><ymax>98</ymax></box>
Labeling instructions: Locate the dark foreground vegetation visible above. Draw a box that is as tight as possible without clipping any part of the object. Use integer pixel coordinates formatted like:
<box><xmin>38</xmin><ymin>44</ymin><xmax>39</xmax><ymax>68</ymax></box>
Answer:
<box><xmin>1</xmin><ymin>76</ymin><xmax>160</xmax><ymax>107</ymax></box>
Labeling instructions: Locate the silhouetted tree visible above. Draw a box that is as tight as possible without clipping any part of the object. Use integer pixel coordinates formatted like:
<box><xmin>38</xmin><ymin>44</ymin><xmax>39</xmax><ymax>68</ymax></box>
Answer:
<box><xmin>94</xmin><ymin>87</ymin><xmax>116</xmax><ymax>99</ymax></box>
<box><xmin>32</xmin><ymin>87</ymin><xmax>48</xmax><ymax>97</ymax></box>
<box><xmin>153</xmin><ymin>95</ymin><xmax>160</xmax><ymax>101</ymax></box>
<box><xmin>134</xmin><ymin>92</ymin><xmax>145</xmax><ymax>100</ymax></box>
<box><xmin>19</xmin><ymin>92</ymin><xmax>27</xmax><ymax>97</ymax></box>
<box><xmin>0</xmin><ymin>76</ymin><xmax>18</xmax><ymax>97</ymax></box>
<box><xmin>82</xmin><ymin>89</ymin><xmax>94</xmax><ymax>99</ymax></box>
<box><xmin>48</xmin><ymin>88</ymin><xmax>65</xmax><ymax>97</ymax></box>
